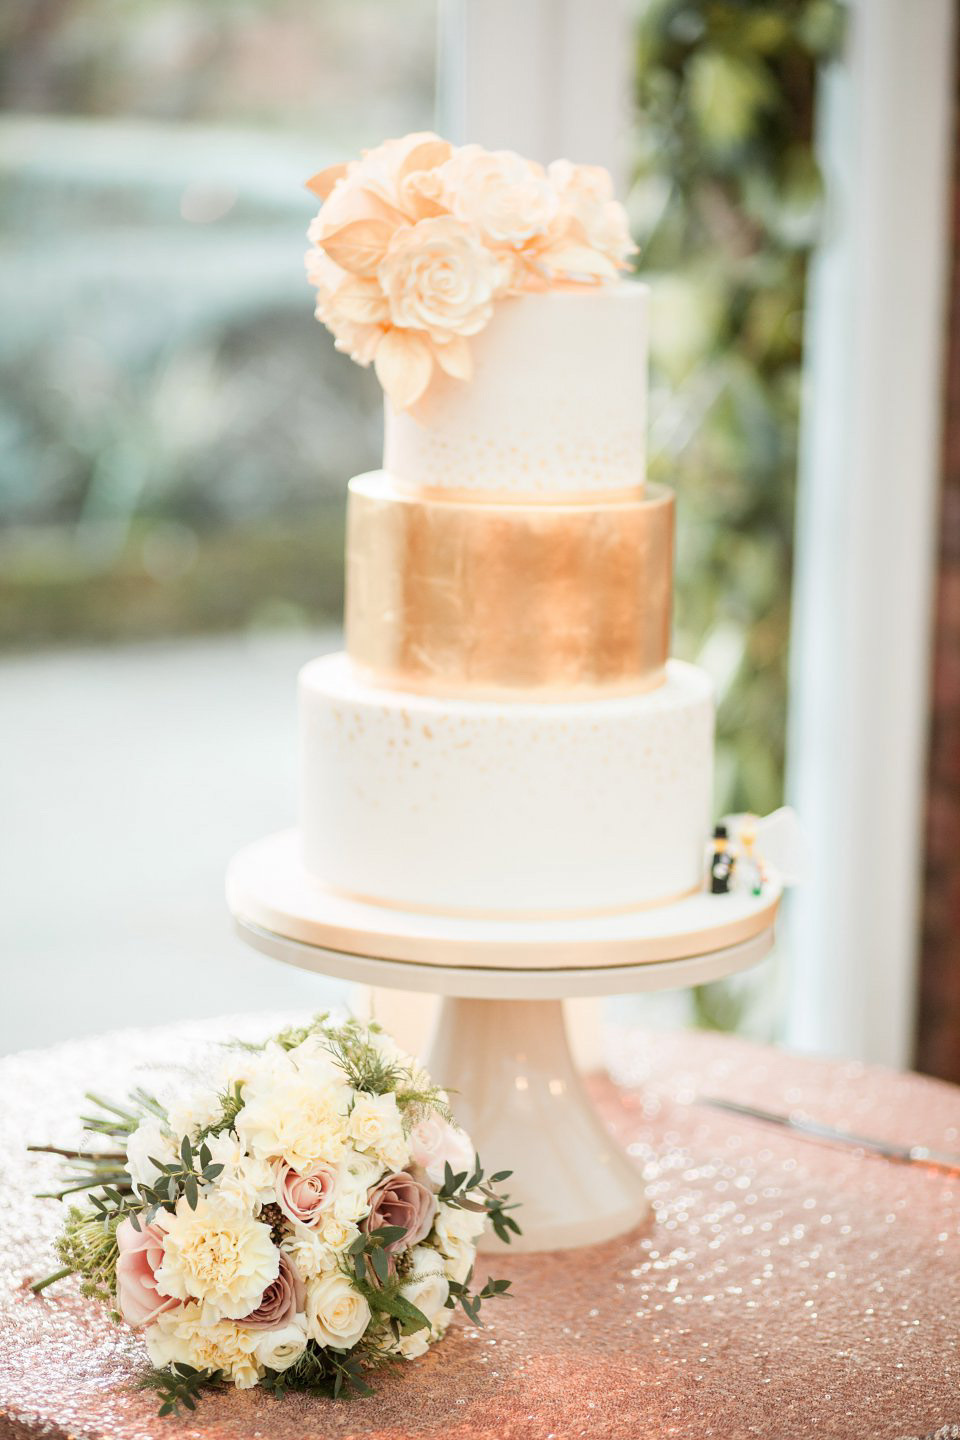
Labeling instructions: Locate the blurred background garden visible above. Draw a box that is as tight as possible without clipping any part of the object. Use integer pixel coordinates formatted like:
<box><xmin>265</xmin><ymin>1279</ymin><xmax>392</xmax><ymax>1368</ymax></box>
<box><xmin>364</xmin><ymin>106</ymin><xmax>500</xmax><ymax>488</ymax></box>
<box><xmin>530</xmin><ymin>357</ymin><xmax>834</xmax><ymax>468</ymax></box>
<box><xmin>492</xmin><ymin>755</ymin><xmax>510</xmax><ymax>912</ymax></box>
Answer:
<box><xmin>2</xmin><ymin>0</ymin><xmax>845</xmax><ymax>1050</ymax></box>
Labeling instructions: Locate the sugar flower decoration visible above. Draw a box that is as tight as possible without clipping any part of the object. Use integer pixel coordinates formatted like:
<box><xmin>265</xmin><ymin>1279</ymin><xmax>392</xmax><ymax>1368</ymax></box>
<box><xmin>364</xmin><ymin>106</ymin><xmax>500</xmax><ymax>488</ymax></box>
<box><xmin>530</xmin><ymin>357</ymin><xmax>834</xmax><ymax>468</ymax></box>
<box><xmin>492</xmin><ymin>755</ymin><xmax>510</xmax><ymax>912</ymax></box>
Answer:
<box><xmin>305</xmin><ymin>133</ymin><xmax>635</xmax><ymax>411</ymax></box>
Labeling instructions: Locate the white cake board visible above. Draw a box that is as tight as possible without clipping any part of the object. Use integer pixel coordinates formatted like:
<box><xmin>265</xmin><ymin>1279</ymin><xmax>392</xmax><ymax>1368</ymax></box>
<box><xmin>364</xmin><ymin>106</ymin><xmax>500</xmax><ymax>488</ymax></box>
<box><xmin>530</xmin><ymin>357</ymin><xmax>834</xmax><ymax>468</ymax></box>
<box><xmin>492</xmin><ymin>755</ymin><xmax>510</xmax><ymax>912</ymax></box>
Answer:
<box><xmin>228</xmin><ymin>830</ymin><xmax>778</xmax><ymax>1253</ymax></box>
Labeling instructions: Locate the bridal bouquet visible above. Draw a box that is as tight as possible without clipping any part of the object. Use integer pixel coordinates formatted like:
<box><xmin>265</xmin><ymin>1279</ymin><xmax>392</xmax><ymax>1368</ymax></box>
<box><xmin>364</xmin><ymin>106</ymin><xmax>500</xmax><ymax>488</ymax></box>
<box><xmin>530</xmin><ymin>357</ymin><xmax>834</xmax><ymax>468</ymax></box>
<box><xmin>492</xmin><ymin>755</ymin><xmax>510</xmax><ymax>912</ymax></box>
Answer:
<box><xmin>31</xmin><ymin>1015</ymin><xmax>519</xmax><ymax>1416</ymax></box>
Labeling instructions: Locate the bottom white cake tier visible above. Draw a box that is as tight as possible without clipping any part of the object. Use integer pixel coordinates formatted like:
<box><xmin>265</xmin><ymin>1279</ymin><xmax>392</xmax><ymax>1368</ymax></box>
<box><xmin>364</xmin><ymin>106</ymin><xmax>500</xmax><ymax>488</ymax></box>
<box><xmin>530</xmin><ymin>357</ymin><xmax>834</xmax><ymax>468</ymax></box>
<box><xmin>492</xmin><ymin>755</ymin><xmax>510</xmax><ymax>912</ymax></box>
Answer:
<box><xmin>299</xmin><ymin>653</ymin><xmax>714</xmax><ymax>915</ymax></box>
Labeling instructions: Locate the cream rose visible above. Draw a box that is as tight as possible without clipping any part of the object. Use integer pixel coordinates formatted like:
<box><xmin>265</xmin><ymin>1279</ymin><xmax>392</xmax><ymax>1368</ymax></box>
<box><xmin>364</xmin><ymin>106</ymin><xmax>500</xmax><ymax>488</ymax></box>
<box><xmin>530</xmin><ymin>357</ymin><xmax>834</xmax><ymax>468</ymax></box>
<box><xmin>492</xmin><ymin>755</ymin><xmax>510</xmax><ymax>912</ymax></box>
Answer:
<box><xmin>401</xmin><ymin>1245</ymin><xmax>449</xmax><ymax>1325</ymax></box>
<box><xmin>433</xmin><ymin>1199</ymin><xmax>487</xmax><ymax>1284</ymax></box>
<box><xmin>393</xmin><ymin>1246</ymin><xmax>450</xmax><ymax>1359</ymax></box>
<box><xmin>153</xmin><ymin>1193</ymin><xmax>280</xmax><ymax>1322</ymax></box>
<box><xmin>320</xmin><ymin>1215</ymin><xmax>360</xmax><ymax>1251</ymax></box>
<box><xmin>253</xmin><ymin>1316</ymin><xmax>309</xmax><ymax>1374</ymax></box>
<box><xmin>378</xmin><ymin>217</ymin><xmax>497</xmax><ymax>342</ymax></box>
<box><xmin>146</xmin><ymin>1303</ymin><xmax>261</xmax><ymax>1389</ymax></box>
<box><xmin>350</xmin><ymin>131</ymin><xmax>452</xmax><ymax>216</ymax></box>
<box><xmin>443</xmin><ymin>145</ymin><xmax>558</xmax><ymax>248</ymax></box>
<box><xmin>347</xmin><ymin>1092</ymin><xmax>409</xmax><ymax>1170</ymax></box>
<box><xmin>305</xmin><ymin>1270</ymin><xmax>371</xmax><ymax>1351</ymax></box>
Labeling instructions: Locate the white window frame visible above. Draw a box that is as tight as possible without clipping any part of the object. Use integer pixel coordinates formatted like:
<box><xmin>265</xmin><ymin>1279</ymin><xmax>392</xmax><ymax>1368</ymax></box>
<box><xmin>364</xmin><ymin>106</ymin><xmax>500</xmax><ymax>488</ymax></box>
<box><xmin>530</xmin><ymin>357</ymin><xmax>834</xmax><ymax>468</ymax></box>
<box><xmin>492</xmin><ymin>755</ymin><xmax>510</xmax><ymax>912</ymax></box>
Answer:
<box><xmin>786</xmin><ymin>0</ymin><xmax>955</xmax><ymax>1067</ymax></box>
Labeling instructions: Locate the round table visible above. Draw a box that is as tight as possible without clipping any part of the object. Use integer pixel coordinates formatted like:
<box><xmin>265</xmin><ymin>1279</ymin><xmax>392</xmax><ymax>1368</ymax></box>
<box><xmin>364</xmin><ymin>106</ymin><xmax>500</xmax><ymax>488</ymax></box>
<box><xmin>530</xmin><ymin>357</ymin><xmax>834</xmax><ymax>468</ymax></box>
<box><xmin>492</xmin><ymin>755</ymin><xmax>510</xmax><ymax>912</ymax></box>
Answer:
<box><xmin>3</xmin><ymin>1018</ymin><xmax>959</xmax><ymax>1440</ymax></box>
<box><xmin>227</xmin><ymin>829</ymin><xmax>781</xmax><ymax>1251</ymax></box>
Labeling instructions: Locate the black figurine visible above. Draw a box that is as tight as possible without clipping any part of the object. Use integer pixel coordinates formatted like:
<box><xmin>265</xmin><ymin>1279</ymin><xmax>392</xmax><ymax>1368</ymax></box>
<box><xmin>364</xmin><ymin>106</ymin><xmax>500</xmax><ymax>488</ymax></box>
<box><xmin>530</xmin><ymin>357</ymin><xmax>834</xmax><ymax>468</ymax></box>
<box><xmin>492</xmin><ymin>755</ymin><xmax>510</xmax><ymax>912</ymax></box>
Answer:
<box><xmin>709</xmin><ymin>823</ymin><xmax>734</xmax><ymax>894</ymax></box>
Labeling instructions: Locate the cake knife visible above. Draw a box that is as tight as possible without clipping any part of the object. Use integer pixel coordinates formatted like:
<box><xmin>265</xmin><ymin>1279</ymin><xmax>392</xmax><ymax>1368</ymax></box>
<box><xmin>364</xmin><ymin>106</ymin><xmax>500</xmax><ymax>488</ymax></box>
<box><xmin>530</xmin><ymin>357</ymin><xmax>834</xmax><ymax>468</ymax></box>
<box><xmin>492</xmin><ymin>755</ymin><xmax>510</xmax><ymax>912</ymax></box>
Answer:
<box><xmin>699</xmin><ymin>1096</ymin><xmax>960</xmax><ymax>1174</ymax></box>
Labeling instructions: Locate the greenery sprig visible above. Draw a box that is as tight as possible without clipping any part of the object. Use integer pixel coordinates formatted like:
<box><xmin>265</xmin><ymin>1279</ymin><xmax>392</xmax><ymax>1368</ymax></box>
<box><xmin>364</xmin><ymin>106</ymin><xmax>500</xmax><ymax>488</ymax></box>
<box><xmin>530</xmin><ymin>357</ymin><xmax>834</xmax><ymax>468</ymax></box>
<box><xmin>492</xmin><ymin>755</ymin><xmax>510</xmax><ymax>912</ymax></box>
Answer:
<box><xmin>27</xmin><ymin>1090</ymin><xmax>164</xmax><ymax>1204</ymax></box>
<box><xmin>139</xmin><ymin>1363</ymin><xmax>224</xmax><ymax>1418</ymax></box>
<box><xmin>132</xmin><ymin>1134</ymin><xmax>224</xmax><ymax>1226</ymax></box>
<box><xmin>446</xmin><ymin>1269</ymin><xmax>513</xmax><ymax>1327</ymax></box>
<box><xmin>438</xmin><ymin>1157</ymin><xmax>521</xmax><ymax>1246</ymax></box>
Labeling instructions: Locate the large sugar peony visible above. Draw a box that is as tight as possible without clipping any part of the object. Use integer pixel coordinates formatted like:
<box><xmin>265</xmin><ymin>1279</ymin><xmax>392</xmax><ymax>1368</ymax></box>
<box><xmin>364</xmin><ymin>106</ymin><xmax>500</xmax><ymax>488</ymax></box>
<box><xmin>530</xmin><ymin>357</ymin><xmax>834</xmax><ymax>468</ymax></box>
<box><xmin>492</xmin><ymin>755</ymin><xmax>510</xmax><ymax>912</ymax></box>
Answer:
<box><xmin>153</xmin><ymin>1193</ymin><xmax>280</xmax><ymax>1322</ymax></box>
<box><xmin>548</xmin><ymin>159</ymin><xmax>636</xmax><ymax>269</ymax></box>
<box><xmin>235</xmin><ymin>1066</ymin><xmax>352</xmax><ymax>1172</ymax></box>
<box><xmin>146</xmin><ymin>1303</ymin><xmax>262</xmax><ymax>1389</ymax></box>
<box><xmin>442</xmin><ymin>145</ymin><xmax>558</xmax><ymax>248</ymax></box>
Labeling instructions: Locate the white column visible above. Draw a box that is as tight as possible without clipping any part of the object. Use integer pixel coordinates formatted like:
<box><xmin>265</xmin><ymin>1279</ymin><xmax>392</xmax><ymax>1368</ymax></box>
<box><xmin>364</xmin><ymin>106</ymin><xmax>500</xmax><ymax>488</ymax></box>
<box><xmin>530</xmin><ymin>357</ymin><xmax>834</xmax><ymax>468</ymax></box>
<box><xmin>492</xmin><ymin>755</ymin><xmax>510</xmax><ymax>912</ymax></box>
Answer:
<box><xmin>786</xmin><ymin>1</ymin><xmax>955</xmax><ymax>1065</ymax></box>
<box><xmin>437</xmin><ymin>0</ymin><xmax>632</xmax><ymax>190</ymax></box>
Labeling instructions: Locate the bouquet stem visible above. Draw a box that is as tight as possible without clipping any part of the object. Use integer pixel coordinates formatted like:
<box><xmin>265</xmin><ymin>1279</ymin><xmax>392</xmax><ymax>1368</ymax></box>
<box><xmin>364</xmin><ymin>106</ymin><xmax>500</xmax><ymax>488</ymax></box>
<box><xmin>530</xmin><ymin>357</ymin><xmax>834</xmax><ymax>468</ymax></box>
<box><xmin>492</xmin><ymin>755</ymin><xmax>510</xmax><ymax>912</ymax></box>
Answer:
<box><xmin>30</xmin><ymin>1266</ymin><xmax>73</xmax><ymax>1295</ymax></box>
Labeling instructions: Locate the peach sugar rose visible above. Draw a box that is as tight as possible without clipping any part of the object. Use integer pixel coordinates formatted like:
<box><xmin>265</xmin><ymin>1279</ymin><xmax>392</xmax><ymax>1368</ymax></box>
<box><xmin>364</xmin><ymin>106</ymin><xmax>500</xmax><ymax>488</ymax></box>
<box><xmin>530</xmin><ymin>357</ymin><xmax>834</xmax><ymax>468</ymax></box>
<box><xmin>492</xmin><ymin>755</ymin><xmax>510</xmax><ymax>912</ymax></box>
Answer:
<box><xmin>305</xmin><ymin>131</ymin><xmax>635</xmax><ymax>411</ymax></box>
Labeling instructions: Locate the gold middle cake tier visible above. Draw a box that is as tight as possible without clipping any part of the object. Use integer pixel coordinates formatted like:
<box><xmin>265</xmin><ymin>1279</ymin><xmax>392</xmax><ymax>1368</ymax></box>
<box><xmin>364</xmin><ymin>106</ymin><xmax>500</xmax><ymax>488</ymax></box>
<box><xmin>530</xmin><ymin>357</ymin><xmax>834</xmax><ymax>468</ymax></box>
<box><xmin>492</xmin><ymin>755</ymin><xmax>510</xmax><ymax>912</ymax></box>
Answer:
<box><xmin>345</xmin><ymin>471</ymin><xmax>674</xmax><ymax>699</ymax></box>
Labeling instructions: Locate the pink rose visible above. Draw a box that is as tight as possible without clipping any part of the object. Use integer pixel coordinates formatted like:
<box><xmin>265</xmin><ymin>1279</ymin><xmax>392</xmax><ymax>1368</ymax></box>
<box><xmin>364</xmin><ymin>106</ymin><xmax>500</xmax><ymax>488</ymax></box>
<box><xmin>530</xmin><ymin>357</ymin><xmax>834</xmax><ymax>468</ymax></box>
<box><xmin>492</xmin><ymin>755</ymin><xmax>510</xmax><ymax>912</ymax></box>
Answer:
<box><xmin>115</xmin><ymin>1217</ymin><xmax>179</xmax><ymax>1328</ymax></box>
<box><xmin>275</xmin><ymin>1161</ymin><xmax>336</xmax><ymax>1229</ymax></box>
<box><xmin>408</xmin><ymin>1115</ymin><xmax>475</xmax><ymax>1187</ymax></box>
<box><xmin>363</xmin><ymin>1170</ymin><xmax>437</xmax><ymax>1254</ymax></box>
<box><xmin>239</xmin><ymin>1250</ymin><xmax>306</xmax><ymax>1330</ymax></box>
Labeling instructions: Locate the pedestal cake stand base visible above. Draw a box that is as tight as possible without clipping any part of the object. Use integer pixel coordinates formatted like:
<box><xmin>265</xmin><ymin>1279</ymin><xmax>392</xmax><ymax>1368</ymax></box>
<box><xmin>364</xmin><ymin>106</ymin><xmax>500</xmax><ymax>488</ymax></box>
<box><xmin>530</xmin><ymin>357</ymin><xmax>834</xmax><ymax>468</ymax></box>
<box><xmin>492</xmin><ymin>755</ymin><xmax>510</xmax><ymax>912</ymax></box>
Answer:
<box><xmin>228</xmin><ymin>831</ymin><xmax>778</xmax><ymax>1252</ymax></box>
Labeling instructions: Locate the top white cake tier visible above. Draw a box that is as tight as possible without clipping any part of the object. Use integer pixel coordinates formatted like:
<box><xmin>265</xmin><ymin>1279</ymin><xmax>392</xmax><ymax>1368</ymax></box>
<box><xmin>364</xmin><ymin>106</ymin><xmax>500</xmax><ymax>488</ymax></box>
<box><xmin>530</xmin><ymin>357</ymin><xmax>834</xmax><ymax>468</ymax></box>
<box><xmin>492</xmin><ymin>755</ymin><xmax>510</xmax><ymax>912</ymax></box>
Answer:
<box><xmin>383</xmin><ymin>284</ymin><xmax>648</xmax><ymax>496</ymax></box>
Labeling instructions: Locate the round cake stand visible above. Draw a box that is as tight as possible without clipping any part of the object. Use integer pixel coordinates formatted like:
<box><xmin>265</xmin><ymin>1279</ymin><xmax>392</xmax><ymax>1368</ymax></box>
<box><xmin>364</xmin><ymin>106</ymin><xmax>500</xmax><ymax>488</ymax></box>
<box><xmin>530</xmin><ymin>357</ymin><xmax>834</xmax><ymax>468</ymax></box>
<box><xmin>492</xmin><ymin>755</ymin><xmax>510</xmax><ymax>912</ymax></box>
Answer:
<box><xmin>230</xmin><ymin>834</ymin><xmax>778</xmax><ymax>1253</ymax></box>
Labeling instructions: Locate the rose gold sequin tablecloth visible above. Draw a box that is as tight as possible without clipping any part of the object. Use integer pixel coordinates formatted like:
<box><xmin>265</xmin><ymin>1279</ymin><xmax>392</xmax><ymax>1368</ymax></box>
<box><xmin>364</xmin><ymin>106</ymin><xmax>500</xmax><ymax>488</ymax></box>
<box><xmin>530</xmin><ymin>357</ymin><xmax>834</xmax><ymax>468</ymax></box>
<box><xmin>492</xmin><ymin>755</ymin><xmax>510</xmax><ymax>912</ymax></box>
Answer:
<box><xmin>2</xmin><ymin>1018</ymin><xmax>959</xmax><ymax>1440</ymax></box>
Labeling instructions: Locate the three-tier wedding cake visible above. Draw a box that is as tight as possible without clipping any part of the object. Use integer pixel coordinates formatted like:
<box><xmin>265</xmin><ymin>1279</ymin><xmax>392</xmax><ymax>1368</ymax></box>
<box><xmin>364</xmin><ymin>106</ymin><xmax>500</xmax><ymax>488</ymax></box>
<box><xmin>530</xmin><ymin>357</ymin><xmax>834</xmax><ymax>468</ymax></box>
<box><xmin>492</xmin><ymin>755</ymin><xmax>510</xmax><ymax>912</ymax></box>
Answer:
<box><xmin>298</xmin><ymin>135</ymin><xmax>713</xmax><ymax>921</ymax></box>
<box><xmin>229</xmin><ymin>133</ymin><xmax>780</xmax><ymax>968</ymax></box>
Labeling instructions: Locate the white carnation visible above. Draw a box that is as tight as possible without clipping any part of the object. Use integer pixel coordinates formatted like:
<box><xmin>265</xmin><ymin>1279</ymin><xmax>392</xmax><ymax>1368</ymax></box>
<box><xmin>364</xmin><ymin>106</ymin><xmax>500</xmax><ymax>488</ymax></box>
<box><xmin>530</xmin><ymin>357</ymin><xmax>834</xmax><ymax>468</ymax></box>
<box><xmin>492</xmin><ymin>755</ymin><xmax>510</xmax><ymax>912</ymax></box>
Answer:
<box><xmin>154</xmin><ymin>1192</ymin><xmax>280</xmax><ymax>1322</ymax></box>
<box><xmin>347</xmin><ymin>1092</ymin><xmax>409</xmax><ymax>1171</ymax></box>
<box><xmin>166</xmin><ymin>1088</ymin><xmax>223</xmax><ymax>1145</ymax></box>
<box><xmin>145</xmin><ymin>1303</ymin><xmax>262</xmax><ymax>1389</ymax></box>
<box><xmin>281</xmin><ymin>1212</ymin><xmax>361</xmax><ymax>1280</ymax></box>
<box><xmin>203</xmin><ymin>1130</ymin><xmax>275</xmax><ymax>1213</ymax></box>
<box><xmin>253</xmin><ymin>1315</ymin><xmax>309</xmax><ymax>1373</ymax></box>
<box><xmin>281</xmin><ymin>1227</ymin><xmax>336</xmax><ymax>1280</ymax></box>
<box><xmin>305</xmin><ymin>1270</ymin><xmax>371</xmax><ymax>1350</ymax></box>
<box><xmin>125</xmin><ymin>1117</ymin><xmax>177</xmax><ymax>1196</ymax></box>
<box><xmin>235</xmin><ymin>1067</ymin><xmax>352</xmax><ymax>1171</ymax></box>
<box><xmin>285</xmin><ymin>1033</ymin><xmax>343</xmax><ymax>1084</ymax></box>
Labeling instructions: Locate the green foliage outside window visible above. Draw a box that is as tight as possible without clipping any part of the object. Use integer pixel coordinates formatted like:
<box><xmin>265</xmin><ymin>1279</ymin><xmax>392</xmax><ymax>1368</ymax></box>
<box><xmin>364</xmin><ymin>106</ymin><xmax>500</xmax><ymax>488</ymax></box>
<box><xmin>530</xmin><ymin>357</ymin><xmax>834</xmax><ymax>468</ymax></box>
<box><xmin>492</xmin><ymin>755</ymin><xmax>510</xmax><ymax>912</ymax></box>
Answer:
<box><xmin>634</xmin><ymin>0</ymin><xmax>844</xmax><ymax>821</ymax></box>
<box><xmin>631</xmin><ymin>0</ymin><xmax>845</xmax><ymax>1032</ymax></box>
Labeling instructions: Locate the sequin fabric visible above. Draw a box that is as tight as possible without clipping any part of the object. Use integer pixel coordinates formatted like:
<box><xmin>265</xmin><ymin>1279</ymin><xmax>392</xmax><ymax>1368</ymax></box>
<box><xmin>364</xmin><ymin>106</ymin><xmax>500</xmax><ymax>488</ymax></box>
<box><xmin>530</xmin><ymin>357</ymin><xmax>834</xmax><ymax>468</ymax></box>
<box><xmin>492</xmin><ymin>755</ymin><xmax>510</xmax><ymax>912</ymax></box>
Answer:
<box><xmin>1</xmin><ymin>1017</ymin><xmax>958</xmax><ymax>1439</ymax></box>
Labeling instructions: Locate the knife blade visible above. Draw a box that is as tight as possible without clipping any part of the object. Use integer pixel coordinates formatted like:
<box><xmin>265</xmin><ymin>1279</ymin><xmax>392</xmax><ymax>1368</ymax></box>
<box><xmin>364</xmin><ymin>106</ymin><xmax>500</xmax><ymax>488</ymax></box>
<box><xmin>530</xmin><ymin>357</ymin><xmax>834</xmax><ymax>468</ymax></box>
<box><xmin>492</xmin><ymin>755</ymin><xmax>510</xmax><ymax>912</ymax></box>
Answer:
<box><xmin>699</xmin><ymin>1096</ymin><xmax>960</xmax><ymax>1174</ymax></box>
